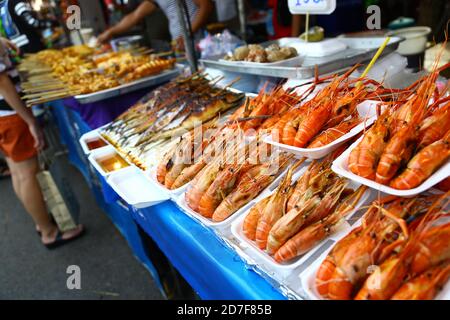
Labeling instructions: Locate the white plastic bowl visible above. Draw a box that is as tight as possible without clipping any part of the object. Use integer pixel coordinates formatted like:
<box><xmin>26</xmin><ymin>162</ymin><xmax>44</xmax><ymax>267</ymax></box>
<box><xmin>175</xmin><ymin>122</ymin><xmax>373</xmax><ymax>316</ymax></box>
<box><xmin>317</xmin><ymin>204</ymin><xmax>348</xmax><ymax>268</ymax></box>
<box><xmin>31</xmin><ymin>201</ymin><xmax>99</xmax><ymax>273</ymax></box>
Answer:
<box><xmin>388</xmin><ymin>26</ymin><xmax>431</xmax><ymax>55</ymax></box>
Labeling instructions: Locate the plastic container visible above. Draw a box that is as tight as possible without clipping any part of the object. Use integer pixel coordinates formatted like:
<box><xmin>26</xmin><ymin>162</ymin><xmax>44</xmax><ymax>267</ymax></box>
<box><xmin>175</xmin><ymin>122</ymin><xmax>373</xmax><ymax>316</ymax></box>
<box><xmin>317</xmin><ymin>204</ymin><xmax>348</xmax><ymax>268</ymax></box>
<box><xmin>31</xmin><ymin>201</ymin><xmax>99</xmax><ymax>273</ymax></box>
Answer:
<box><xmin>331</xmin><ymin>136</ymin><xmax>450</xmax><ymax>197</ymax></box>
<box><xmin>79</xmin><ymin>129</ymin><xmax>109</xmax><ymax>155</ymax></box>
<box><xmin>88</xmin><ymin>145</ymin><xmax>131</xmax><ymax>177</ymax></box>
<box><xmin>351</xmin><ymin>52</ymin><xmax>408</xmax><ymax>87</ymax></box>
<box><xmin>107</xmin><ymin>166</ymin><xmax>170</xmax><ymax>208</ymax></box>
<box><xmin>110</xmin><ymin>35</ymin><xmax>143</xmax><ymax>52</ymax></box>
<box><xmin>230</xmin><ymin>178</ymin><xmax>371</xmax><ymax>280</ymax></box>
<box><xmin>263</xmin><ymin>100</ymin><xmax>382</xmax><ymax>160</ymax></box>
<box><xmin>387</xmin><ymin>26</ymin><xmax>431</xmax><ymax>56</ymax></box>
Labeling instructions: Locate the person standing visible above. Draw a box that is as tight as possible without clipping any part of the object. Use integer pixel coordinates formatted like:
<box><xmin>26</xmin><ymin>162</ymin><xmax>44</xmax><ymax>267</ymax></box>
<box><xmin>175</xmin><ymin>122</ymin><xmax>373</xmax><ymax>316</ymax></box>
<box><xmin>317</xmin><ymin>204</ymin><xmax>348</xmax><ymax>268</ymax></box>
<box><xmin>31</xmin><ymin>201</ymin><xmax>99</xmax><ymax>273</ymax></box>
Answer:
<box><xmin>267</xmin><ymin>0</ymin><xmax>302</xmax><ymax>39</ymax></box>
<box><xmin>0</xmin><ymin>37</ymin><xmax>84</xmax><ymax>248</ymax></box>
<box><xmin>0</xmin><ymin>0</ymin><xmax>57</xmax><ymax>53</ymax></box>
<box><xmin>97</xmin><ymin>0</ymin><xmax>213</xmax><ymax>50</ymax></box>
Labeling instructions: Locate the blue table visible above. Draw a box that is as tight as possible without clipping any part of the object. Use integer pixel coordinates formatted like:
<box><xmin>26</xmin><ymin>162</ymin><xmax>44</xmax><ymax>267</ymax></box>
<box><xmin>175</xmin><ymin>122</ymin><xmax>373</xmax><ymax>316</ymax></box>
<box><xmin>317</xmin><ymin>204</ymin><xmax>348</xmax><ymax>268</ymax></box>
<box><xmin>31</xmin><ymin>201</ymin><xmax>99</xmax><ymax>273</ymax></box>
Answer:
<box><xmin>49</xmin><ymin>99</ymin><xmax>285</xmax><ymax>300</ymax></box>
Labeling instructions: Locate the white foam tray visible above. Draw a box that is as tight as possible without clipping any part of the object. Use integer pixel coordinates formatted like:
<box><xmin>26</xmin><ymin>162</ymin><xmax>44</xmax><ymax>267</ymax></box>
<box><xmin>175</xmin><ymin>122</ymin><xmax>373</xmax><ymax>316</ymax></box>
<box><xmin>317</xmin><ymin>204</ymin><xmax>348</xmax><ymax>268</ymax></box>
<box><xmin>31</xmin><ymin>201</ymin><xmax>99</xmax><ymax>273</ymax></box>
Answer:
<box><xmin>175</xmin><ymin>165</ymin><xmax>292</xmax><ymax>229</ymax></box>
<box><xmin>107</xmin><ymin>166</ymin><xmax>170</xmax><ymax>208</ymax></box>
<box><xmin>264</xmin><ymin>100</ymin><xmax>381</xmax><ymax>160</ymax></box>
<box><xmin>299</xmin><ymin>217</ymin><xmax>450</xmax><ymax>300</ymax></box>
<box><xmin>230</xmin><ymin>178</ymin><xmax>372</xmax><ymax>280</ymax></box>
<box><xmin>145</xmin><ymin>167</ymin><xmax>189</xmax><ymax>199</ymax></box>
<box><xmin>88</xmin><ymin>145</ymin><xmax>131</xmax><ymax>177</ymax></box>
<box><xmin>332</xmin><ymin>136</ymin><xmax>450</xmax><ymax>197</ymax></box>
<box><xmin>282</xmin><ymin>38</ymin><xmax>348</xmax><ymax>58</ymax></box>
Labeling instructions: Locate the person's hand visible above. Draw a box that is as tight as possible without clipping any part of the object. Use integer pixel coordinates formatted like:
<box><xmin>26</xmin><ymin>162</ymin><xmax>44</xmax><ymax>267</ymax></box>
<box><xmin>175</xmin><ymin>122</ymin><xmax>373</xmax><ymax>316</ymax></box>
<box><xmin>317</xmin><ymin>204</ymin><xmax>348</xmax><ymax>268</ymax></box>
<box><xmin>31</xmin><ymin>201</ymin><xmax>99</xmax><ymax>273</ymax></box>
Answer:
<box><xmin>97</xmin><ymin>30</ymin><xmax>114</xmax><ymax>46</ymax></box>
<box><xmin>27</xmin><ymin>120</ymin><xmax>45</xmax><ymax>151</ymax></box>
<box><xmin>0</xmin><ymin>37</ymin><xmax>20</xmax><ymax>55</ymax></box>
<box><xmin>172</xmin><ymin>36</ymin><xmax>185</xmax><ymax>53</ymax></box>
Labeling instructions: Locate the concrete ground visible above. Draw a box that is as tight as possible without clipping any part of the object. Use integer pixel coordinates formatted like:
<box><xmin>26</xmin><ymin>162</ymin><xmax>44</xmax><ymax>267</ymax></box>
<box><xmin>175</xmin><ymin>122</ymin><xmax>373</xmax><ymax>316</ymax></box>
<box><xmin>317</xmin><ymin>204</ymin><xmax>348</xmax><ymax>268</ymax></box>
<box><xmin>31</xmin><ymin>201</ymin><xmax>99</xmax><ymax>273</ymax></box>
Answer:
<box><xmin>0</xmin><ymin>162</ymin><xmax>164</xmax><ymax>300</ymax></box>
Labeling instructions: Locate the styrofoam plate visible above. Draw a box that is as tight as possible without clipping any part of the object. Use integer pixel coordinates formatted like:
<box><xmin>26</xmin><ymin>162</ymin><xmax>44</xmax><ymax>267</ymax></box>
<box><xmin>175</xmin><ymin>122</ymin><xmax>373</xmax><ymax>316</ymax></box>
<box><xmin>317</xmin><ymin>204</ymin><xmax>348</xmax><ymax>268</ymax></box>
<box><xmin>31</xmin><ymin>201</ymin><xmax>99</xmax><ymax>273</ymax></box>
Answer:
<box><xmin>300</xmin><ymin>237</ymin><xmax>345</xmax><ymax>300</ymax></box>
<box><xmin>107</xmin><ymin>166</ymin><xmax>170</xmax><ymax>208</ymax></box>
<box><xmin>175</xmin><ymin>165</ymin><xmax>292</xmax><ymax>229</ymax></box>
<box><xmin>282</xmin><ymin>38</ymin><xmax>348</xmax><ymax>58</ymax></box>
<box><xmin>145</xmin><ymin>167</ymin><xmax>189</xmax><ymax>199</ymax></box>
<box><xmin>264</xmin><ymin>100</ymin><xmax>381</xmax><ymax>160</ymax></box>
<box><xmin>300</xmin><ymin>218</ymin><xmax>365</xmax><ymax>300</ymax></box>
<box><xmin>79</xmin><ymin>128</ymin><xmax>109</xmax><ymax>155</ymax></box>
<box><xmin>299</xmin><ymin>218</ymin><xmax>450</xmax><ymax>300</ymax></box>
<box><xmin>88</xmin><ymin>145</ymin><xmax>131</xmax><ymax>177</ymax></box>
<box><xmin>332</xmin><ymin>136</ymin><xmax>450</xmax><ymax>197</ymax></box>
<box><xmin>230</xmin><ymin>178</ymin><xmax>371</xmax><ymax>279</ymax></box>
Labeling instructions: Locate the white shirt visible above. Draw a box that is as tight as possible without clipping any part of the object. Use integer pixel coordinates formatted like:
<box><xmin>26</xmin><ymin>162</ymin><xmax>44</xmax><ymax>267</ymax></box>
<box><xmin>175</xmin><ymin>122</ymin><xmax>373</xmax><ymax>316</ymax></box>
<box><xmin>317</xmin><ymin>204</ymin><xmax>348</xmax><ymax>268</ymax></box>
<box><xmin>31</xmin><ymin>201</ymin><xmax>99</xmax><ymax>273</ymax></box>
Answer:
<box><xmin>153</xmin><ymin>0</ymin><xmax>199</xmax><ymax>40</ymax></box>
<box><xmin>214</xmin><ymin>0</ymin><xmax>237</xmax><ymax>22</ymax></box>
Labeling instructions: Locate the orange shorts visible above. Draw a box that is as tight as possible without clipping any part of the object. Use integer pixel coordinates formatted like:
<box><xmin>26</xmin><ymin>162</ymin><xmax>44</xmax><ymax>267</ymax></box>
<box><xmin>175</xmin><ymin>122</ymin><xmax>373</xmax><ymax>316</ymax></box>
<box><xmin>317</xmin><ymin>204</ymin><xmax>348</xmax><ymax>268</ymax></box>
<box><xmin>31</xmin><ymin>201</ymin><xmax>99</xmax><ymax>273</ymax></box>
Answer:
<box><xmin>0</xmin><ymin>114</ymin><xmax>37</xmax><ymax>162</ymax></box>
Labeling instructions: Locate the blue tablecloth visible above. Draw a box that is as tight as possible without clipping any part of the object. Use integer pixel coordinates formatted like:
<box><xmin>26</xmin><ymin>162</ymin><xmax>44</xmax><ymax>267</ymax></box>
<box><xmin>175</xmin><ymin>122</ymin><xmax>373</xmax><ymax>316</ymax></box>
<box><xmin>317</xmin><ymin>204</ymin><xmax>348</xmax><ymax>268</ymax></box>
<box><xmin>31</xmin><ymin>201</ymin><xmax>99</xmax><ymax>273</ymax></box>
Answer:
<box><xmin>49</xmin><ymin>99</ymin><xmax>285</xmax><ymax>300</ymax></box>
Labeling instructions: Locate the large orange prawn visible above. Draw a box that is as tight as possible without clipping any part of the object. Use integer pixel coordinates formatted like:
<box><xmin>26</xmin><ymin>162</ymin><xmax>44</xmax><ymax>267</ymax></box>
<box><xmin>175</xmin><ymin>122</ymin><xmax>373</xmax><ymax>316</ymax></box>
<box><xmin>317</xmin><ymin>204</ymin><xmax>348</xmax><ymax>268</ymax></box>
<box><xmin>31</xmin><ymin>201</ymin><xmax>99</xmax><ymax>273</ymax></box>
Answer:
<box><xmin>391</xmin><ymin>261</ymin><xmax>450</xmax><ymax>300</ymax></box>
<box><xmin>254</xmin><ymin>160</ymin><xmax>304</xmax><ymax>250</ymax></box>
<box><xmin>274</xmin><ymin>185</ymin><xmax>367</xmax><ymax>263</ymax></box>
<box><xmin>348</xmin><ymin>110</ymin><xmax>393</xmax><ymax>180</ymax></box>
<box><xmin>317</xmin><ymin>196</ymin><xmax>422</xmax><ymax>300</ymax></box>
<box><xmin>354</xmin><ymin>194</ymin><xmax>449</xmax><ymax>300</ymax></box>
<box><xmin>390</xmin><ymin>130</ymin><xmax>450</xmax><ymax>190</ymax></box>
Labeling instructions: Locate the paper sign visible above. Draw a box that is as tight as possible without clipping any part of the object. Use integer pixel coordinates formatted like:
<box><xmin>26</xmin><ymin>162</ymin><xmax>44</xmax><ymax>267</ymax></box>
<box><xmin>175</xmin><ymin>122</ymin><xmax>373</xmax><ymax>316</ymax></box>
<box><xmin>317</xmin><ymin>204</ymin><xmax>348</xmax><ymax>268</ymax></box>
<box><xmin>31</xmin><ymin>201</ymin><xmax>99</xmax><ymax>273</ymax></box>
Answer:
<box><xmin>288</xmin><ymin>0</ymin><xmax>336</xmax><ymax>14</ymax></box>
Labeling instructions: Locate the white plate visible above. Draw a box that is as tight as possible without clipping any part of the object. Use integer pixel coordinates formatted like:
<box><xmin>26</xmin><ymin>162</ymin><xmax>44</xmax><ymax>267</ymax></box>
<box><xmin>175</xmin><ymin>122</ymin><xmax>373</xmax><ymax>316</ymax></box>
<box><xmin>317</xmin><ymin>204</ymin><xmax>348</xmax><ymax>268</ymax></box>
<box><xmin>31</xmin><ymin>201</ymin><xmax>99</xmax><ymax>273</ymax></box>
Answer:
<box><xmin>299</xmin><ymin>217</ymin><xmax>450</xmax><ymax>300</ymax></box>
<box><xmin>107</xmin><ymin>166</ymin><xmax>170</xmax><ymax>208</ymax></box>
<box><xmin>230</xmin><ymin>177</ymin><xmax>371</xmax><ymax>280</ymax></box>
<box><xmin>175</xmin><ymin>165</ymin><xmax>291</xmax><ymax>229</ymax></box>
<box><xmin>264</xmin><ymin>100</ymin><xmax>381</xmax><ymax>160</ymax></box>
<box><xmin>300</xmin><ymin>236</ymin><xmax>346</xmax><ymax>300</ymax></box>
<box><xmin>332</xmin><ymin>136</ymin><xmax>450</xmax><ymax>197</ymax></box>
<box><xmin>145</xmin><ymin>167</ymin><xmax>189</xmax><ymax>199</ymax></box>
<box><xmin>88</xmin><ymin>145</ymin><xmax>131</xmax><ymax>177</ymax></box>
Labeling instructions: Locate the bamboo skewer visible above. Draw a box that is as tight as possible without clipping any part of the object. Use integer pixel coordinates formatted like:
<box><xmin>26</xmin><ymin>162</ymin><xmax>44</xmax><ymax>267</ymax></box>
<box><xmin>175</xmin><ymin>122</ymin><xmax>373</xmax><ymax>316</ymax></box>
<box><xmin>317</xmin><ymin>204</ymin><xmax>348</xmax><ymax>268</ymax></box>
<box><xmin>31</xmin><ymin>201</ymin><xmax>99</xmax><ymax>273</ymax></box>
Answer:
<box><xmin>22</xmin><ymin>82</ymin><xmax>62</xmax><ymax>89</ymax></box>
<box><xmin>25</xmin><ymin>91</ymin><xmax>79</xmax><ymax>106</ymax></box>
<box><xmin>22</xmin><ymin>84</ymin><xmax>63</xmax><ymax>90</ymax></box>
<box><xmin>22</xmin><ymin>89</ymin><xmax>78</xmax><ymax>99</ymax></box>
<box><xmin>25</xmin><ymin>89</ymin><xmax>79</xmax><ymax>99</ymax></box>
<box><xmin>22</xmin><ymin>84</ymin><xmax>64</xmax><ymax>91</ymax></box>
<box><xmin>19</xmin><ymin>45</ymin><xmax>175</xmax><ymax>105</ymax></box>
<box><xmin>24</xmin><ymin>77</ymin><xmax>58</xmax><ymax>83</ymax></box>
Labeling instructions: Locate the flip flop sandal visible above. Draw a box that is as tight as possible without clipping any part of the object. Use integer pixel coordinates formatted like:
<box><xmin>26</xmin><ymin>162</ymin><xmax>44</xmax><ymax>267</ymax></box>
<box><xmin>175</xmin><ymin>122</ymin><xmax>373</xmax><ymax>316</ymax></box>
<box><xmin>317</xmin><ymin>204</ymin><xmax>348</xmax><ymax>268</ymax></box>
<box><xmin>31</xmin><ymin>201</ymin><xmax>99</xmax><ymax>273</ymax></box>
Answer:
<box><xmin>36</xmin><ymin>215</ymin><xmax>57</xmax><ymax>236</ymax></box>
<box><xmin>44</xmin><ymin>226</ymin><xmax>85</xmax><ymax>250</ymax></box>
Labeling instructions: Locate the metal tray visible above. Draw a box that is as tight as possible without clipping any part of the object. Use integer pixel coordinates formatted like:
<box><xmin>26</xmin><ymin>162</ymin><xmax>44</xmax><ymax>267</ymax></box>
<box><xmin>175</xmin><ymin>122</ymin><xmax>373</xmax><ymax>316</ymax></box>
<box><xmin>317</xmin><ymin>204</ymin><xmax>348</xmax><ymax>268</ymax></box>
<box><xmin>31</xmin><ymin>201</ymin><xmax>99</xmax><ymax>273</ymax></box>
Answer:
<box><xmin>74</xmin><ymin>66</ymin><xmax>182</xmax><ymax>104</ymax></box>
<box><xmin>200</xmin><ymin>36</ymin><xmax>403</xmax><ymax>79</ymax></box>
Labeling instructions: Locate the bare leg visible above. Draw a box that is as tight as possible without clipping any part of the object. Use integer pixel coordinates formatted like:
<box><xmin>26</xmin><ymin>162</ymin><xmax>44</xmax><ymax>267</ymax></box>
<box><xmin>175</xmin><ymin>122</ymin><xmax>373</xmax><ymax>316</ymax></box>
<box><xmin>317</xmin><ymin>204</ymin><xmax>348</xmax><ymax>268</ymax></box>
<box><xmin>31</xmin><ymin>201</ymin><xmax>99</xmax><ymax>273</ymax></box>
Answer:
<box><xmin>5</xmin><ymin>156</ymin><xmax>83</xmax><ymax>244</ymax></box>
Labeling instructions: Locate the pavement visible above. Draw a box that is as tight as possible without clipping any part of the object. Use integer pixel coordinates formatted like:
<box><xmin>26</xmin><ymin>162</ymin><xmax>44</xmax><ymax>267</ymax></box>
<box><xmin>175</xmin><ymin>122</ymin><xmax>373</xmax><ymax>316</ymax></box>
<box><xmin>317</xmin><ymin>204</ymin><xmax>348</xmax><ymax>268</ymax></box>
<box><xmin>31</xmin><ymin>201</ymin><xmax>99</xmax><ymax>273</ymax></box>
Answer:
<box><xmin>0</xmin><ymin>162</ymin><xmax>164</xmax><ymax>300</ymax></box>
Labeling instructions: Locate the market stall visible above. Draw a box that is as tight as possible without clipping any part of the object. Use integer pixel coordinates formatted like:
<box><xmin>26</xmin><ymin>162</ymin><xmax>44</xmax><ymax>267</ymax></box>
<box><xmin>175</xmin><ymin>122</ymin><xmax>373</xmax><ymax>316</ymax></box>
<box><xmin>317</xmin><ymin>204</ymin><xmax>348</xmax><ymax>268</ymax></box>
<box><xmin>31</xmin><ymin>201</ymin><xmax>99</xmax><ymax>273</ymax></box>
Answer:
<box><xmin>11</xmin><ymin>0</ymin><xmax>449</xmax><ymax>301</ymax></box>
<box><xmin>49</xmin><ymin>97</ymin><xmax>286</xmax><ymax>300</ymax></box>
<box><xmin>72</xmin><ymin>61</ymin><xmax>449</xmax><ymax>299</ymax></box>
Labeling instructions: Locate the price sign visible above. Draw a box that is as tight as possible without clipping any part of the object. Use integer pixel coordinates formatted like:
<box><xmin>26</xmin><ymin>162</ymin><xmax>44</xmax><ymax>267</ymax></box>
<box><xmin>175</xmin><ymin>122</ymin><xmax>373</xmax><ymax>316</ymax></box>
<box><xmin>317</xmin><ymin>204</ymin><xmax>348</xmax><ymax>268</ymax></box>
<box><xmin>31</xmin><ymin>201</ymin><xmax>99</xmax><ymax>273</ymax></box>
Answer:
<box><xmin>288</xmin><ymin>0</ymin><xmax>336</xmax><ymax>14</ymax></box>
